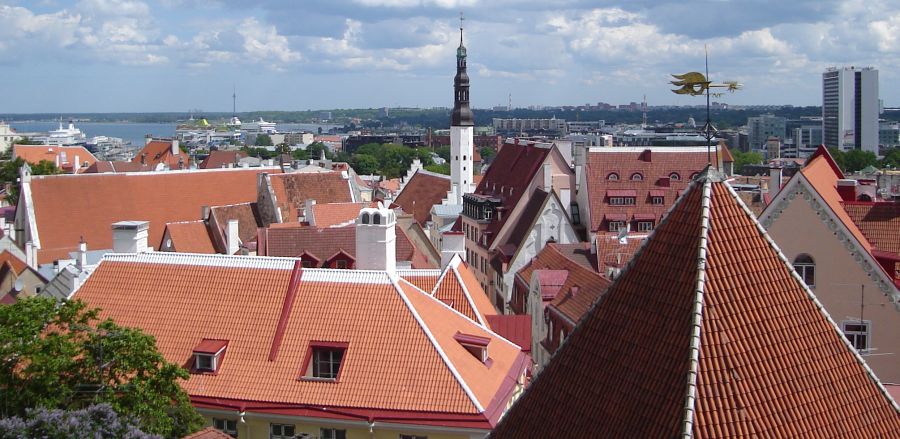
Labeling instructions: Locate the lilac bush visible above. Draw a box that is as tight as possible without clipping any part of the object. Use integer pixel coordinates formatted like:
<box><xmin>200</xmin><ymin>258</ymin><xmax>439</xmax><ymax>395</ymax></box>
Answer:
<box><xmin>0</xmin><ymin>403</ymin><xmax>160</xmax><ymax>439</ymax></box>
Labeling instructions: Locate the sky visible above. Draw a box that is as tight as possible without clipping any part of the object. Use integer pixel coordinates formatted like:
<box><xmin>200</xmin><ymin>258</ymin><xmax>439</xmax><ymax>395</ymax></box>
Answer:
<box><xmin>0</xmin><ymin>0</ymin><xmax>898</xmax><ymax>113</ymax></box>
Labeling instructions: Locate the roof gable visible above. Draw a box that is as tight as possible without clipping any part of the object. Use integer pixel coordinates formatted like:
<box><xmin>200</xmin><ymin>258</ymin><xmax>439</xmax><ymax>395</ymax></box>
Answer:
<box><xmin>394</xmin><ymin>170</ymin><xmax>451</xmax><ymax>226</ymax></box>
<box><xmin>163</xmin><ymin>221</ymin><xmax>215</xmax><ymax>254</ymax></box>
<box><xmin>491</xmin><ymin>171</ymin><xmax>900</xmax><ymax>438</ymax></box>
<box><xmin>268</xmin><ymin>172</ymin><xmax>354</xmax><ymax>221</ymax></box>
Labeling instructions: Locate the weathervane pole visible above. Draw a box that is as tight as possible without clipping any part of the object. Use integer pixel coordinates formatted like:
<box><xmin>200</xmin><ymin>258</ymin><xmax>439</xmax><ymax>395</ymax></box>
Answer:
<box><xmin>705</xmin><ymin>46</ymin><xmax>712</xmax><ymax>166</ymax></box>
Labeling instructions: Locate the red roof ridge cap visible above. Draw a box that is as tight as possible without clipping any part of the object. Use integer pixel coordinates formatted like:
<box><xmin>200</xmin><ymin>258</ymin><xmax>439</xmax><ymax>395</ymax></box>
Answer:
<box><xmin>268</xmin><ymin>260</ymin><xmax>304</xmax><ymax>361</ymax></box>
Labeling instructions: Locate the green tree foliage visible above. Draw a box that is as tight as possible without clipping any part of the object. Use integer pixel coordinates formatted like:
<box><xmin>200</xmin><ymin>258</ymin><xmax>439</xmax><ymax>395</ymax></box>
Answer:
<box><xmin>349</xmin><ymin>143</ymin><xmax>435</xmax><ymax>178</ymax></box>
<box><xmin>434</xmin><ymin>146</ymin><xmax>451</xmax><ymax>162</ymax></box>
<box><xmin>240</xmin><ymin>147</ymin><xmax>276</xmax><ymax>160</ymax></box>
<box><xmin>828</xmin><ymin>147</ymin><xmax>846</xmax><ymax>172</ymax></box>
<box><xmin>305</xmin><ymin>142</ymin><xmax>332</xmax><ymax>161</ymax></box>
<box><xmin>828</xmin><ymin>147</ymin><xmax>879</xmax><ymax>173</ymax></box>
<box><xmin>730</xmin><ymin>150</ymin><xmax>764</xmax><ymax>175</ymax></box>
<box><xmin>880</xmin><ymin>147</ymin><xmax>900</xmax><ymax>169</ymax></box>
<box><xmin>0</xmin><ymin>298</ymin><xmax>204</xmax><ymax>438</ymax></box>
<box><xmin>425</xmin><ymin>163</ymin><xmax>450</xmax><ymax>175</ymax></box>
<box><xmin>13</xmin><ymin>137</ymin><xmax>43</xmax><ymax>146</ymax></box>
<box><xmin>351</xmin><ymin>154</ymin><xmax>380</xmax><ymax>175</ymax></box>
<box><xmin>479</xmin><ymin>147</ymin><xmax>496</xmax><ymax>162</ymax></box>
<box><xmin>1</xmin><ymin>158</ymin><xmax>61</xmax><ymax>204</ymax></box>
<box><xmin>254</xmin><ymin>134</ymin><xmax>273</xmax><ymax>146</ymax></box>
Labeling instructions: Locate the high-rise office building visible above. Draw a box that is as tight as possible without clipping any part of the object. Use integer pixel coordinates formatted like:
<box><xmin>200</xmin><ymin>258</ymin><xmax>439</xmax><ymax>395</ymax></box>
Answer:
<box><xmin>822</xmin><ymin>67</ymin><xmax>879</xmax><ymax>154</ymax></box>
<box><xmin>747</xmin><ymin>114</ymin><xmax>786</xmax><ymax>151</ymax></box>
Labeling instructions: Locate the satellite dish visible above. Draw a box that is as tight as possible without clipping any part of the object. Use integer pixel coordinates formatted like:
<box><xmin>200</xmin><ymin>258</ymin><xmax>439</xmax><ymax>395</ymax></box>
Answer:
<box><xmin>13</xmin><ymin>278</ymin><xmax>24</xmax><ymax>293</ymax></box>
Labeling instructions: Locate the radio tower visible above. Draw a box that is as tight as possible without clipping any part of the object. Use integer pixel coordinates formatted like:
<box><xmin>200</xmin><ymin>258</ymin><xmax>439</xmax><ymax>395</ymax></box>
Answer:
<box><xmin>641</xmin><ymin>94</ymin><xmax>648</xmax><ymax>129</ymax></box>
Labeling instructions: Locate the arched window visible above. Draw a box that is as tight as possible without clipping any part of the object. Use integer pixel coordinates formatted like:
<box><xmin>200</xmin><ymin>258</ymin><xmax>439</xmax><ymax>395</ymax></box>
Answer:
<box><xmin>607</xmin><ymin>172</ymin><xmax>619</xmax><ymax>181</ymax></box>
<box><xmin>669</xmin><ymin>172</ymin><xmax>681</xmax><ymax>181</ymax></box>
<box><xmin>690</xmin><ymin>172</ymin><xmax>699</xmax><ymax>180</ymax></box>
<box><xmin>793</xmin><ymin>254</ymin><xmax>815</xmax><ymax>287</ymax></box>
<box><xmin>373</xmin><ymin>213</ymin><xmax>381</xmax><ymax>225</ymax></box>
<box><xmin>630</xmin><ymin>172</ymin><xmax>643</xmax><ymax>181</ymax></box>
<box><xmin>361</xmin><ymin>212</ymin><xmax>370</xmax><ymax>224</ymax></box>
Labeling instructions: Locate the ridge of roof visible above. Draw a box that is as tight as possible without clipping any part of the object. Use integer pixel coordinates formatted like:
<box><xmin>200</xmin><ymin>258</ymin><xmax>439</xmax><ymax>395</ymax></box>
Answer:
<box><xmin>680</xmin><ymin>176</ymin><xmax>714</xmax><ymax>437</ymax></box>
<box><xmin>30</xmin><ymin>166</ymin><xmax>282</xmax><ymax>179</ymax></box>
<box><xmin>415</xmin><ymin>169</ymin><xmax>453</xmax><ymax>180</ymax></box>
<box><xmin>449</xmin><ymin>258</ymin><xmax>487</xmax><ymax>327</ymax></box>
<box><xmin>392</xmin><ymin>277</ymin><xmax>484</xmax><ymax>413</ymax></box>
<box><xmin>102</xmin><ymin>252</ymin><xmax>299</xmax><ymax>270</ymax></box>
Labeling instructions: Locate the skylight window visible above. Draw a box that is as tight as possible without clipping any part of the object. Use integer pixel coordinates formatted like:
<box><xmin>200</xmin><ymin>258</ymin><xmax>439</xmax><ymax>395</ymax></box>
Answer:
<box><xmin>192</xmin><ymin>339</ymin><xmax>228</xmax><ymax>374</ymax></box>
<box><xmin>454</xmin><ymin>332</ymin><xmax>490</xmax><ymax>363</ymax></box>
<box><xmin>303</xmin><ymin>342</ymin><xmax>348</xmax><ymax>381</ymax></box>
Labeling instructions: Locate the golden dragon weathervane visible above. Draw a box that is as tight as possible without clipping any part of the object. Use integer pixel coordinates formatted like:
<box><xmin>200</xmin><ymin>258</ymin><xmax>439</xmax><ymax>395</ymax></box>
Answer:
<box><xmin>670</xmin><ymin>46</ymin><xmax>742</xmax><ymax>167</ymax></box>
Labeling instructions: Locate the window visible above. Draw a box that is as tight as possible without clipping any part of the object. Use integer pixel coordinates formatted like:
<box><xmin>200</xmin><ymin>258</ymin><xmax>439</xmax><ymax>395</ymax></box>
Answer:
<box><xmin>321</xmin><ymin>428</ymin><xmax>347</xmax><ymax>439</ymax></box>
<box><xmin>270</xmin><ymin>424</ymin><xmax>295</xmax><ymax>439</ymax></box>
<box><xmin>454</xmin><ymin>332</ymin><xmax>490</xmax><ymax>363</ymax></box>
<box><xmin>610</xmin><ymin>197</ymin><xmax>635</xmax><ymax>206</ymax></box>
<box><xmin>570</xmin><ymin>203</ymin><xmax>580</xmax><ymax>224</ymax></box>
<box><xmin>361</xmin><ymin>212</ymin><xmax>370</xmax><ymax>224</ymax></box>
<box><xmin>301</xmin><ymin>260</ymin><xmax>316</xmax><ymax>268</ymax></box>
<box><xmin>214</xmin><ymin>418</ymin><xmax>238</xmax><ymax>438</ymax></box>
<box><xmin>335</xmin><ymin>259</ymin><xmax>348</xmax><ymax>269</ymax></box>
<box><xmin>793</xmin><ymin>254</ymin><xmax>815</xmax><ymax>287</ymax></box>
<box><xmin>305</xmin><ymin>345</ymin><xmax>346</xmax><ymax>380</ymax></box>
<box><xmin>400</xmin><ymin>435</ymin><xmax>427</xmax><ymax>439</ymax></box>
<box><xmin>195</xmin><ymin>354</ymin><xmax>214</xmax><ymax>371</ymax></box>
<box><xmin>669</xmin><ymin>172</ymin><xmax>681</xmax><ymax>181</ymax></box>
<box><xmin>842</xmin><ymin>321</ymin><xmax>871</xmax><ymax>352</ymax></box>
<box><xmin>373</xmin><ymin>213</ymin><xmax>381</xmax><ymax>224</ymax></box>
<box><xmin>608</xmin><ymin>221</ymin><xmax>625</xmax><ymax>232</ymax></box>
<box><xmin>651</xmin><ymin>196</ymin><xmax>664</xmax><ymax>205</ymax></box>
<box><xmin>637</xmin><ymin>221</ymin><xmax>654</xmax><ymax>232</ymax></box>
<box><xmin>607</xmin><ymin>172</ymin><xmax>619</xmax><ymax>181</ymax></box>
<box><xmin>630</xmin><ymin>172</ymin><xmax>643</xmax><ymax>181</ymax></box>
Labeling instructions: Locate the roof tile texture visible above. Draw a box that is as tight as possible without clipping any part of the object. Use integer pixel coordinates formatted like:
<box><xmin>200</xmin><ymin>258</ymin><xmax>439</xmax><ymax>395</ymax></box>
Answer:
<box><xmin>491</xmin><ymin>177</ymin><xmax>900</xmax><ymax>438</ymax></box>
<box><xmin>394</xmin><ymin>171</ymin><xmax>451</xmax><ymax>226</ymax></box>
<box><xmin>269</xmin><ymin>172</ymin><xmax>354</xmax><ymax>221</ymax></box>
<box><xmin>842</xmin><ymin>202</ymin><xmax>900</xmax><ymax>254</ymax></box>
<box><xmin>165</xmin><ymin>221</ymin><xmax>215</xmax><ymax>254</ymax></box>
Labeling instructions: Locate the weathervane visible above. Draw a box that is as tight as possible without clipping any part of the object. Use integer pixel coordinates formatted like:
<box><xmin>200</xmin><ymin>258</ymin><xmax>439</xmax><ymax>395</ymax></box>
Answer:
<box><xmin>670</xmin><ymin>46</ymin><xmax>741</xmax><ymax>167</ymax></box>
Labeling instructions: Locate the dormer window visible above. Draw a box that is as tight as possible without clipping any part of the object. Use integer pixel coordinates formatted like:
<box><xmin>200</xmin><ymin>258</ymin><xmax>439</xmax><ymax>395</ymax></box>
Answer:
<box><xmin>303</xmin><ymin>342</ymin><xmax>348</xmax><ymax>381</ymax></box>
<box><xmin>669</xmin><ymin>172</ymin><xmax>681</xmax><ymax>181</ymax></box>
<box><xmin>607</xmin><ymin>172</ymin><xmax>619</xmax><ymax>181</ymax></box>
<box><xmin>630</xmin><ymin>172</ymin><xmax>643</xmax><ymax>181</ymax></box>
<box><xmin>192</xmin><ymin>339</ymin><xmax>228</xmax><ymax>374</ymax></box>
<box><xmin>454</xmin><ymin>332</ymin><xmax>490</xmax><ymax>363</ymax></box>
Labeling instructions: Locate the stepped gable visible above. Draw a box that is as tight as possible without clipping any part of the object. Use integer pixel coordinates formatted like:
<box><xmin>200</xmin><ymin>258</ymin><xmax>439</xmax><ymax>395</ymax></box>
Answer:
<box><xmin>491</xmin><ymin>169</ymin><xmax>900</xmax><ymax>438</ymax></box>
<box><xmin>393</xmin><ymin>170</ymin><xmax>451</xmax><ymax>226</ymax></box>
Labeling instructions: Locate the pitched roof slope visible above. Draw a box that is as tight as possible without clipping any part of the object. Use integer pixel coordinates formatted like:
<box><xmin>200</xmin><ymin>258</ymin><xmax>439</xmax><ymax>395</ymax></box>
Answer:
<box><xmin>491</xmin><ymin>171</ymin><xmax>900</xmax><ymax>438</ymax></box>
<box><xmin>163</xmin><ymin>221</ymin><xmax>215</xmax><ymax>254</ymax></box>
<box><xmin>73</xmin><ymin>253</ymin><xmax>526</xmax><ymax>428</ymax></box>
<box><xmin>132</xmin><ymin>140</ymin><xmax>189</xmax><ymax>169</ymax></box>
<box><xmin>27</xmin><ymin>168</ymin><xmax>277</xmax><ymax>264</ymax></box>
<box><xmin>269</xmin><ymin>172</ymin><xmax>354</xmax><ymax>221</ymax></box>
<box><xmin>431</xmin><ymin>258</ymin><xmax>496</xmax><ymax>325</ymax></box>
<box><xmin>843</xmin><ymin>202</ymin><xmax>900</xmax><ymax>254</ymax></box>
<box><xmin>310</xmin><ymin>202</ymin><xmax>372</xmax><ymax>227</ymax></box>
<box><xmin>14</xmin><ymin>144</ymin><xmax>97</xmax><ymax>173</ymax></box>
<box><xmin>208</xmin><ymin>202</ymin><xmax>261</xmax><ymax>252</ymax></box>
<box><xmin>199</xmin><ymin>150</ymin><xmax>247</xmax><ymax>169</ymax></box>
<box><xmin>394</xmin><ymin>170</ymin><xmax>451</xmax><ymax>226</ymax></box>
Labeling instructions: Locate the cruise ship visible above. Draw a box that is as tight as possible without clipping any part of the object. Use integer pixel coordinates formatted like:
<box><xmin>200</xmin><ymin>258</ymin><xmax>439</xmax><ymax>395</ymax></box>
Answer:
<box><xmin>241</xmin><ymin>117</ymin><xmax>277</xmax><ymax>134</ymax></box>
<box><xmin>36</xmin><ymin>121</ymin><xmax>87</xmax><ymax>146</ymax></box>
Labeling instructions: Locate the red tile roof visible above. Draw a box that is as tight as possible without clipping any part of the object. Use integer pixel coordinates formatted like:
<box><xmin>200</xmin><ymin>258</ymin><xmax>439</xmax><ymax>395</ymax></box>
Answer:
<box><xmin>310</xmin><ymin>202</ymin><xmax>373</xmax><ymax>228</ymax></box>
<box><xmin>182</xmin><ymin>427</ymin><xmax>234</xmax><ymax>439</ymax></box>
<box><xmin>260</xmin><ymin>223</ymin><xmax>433</xmax><ymax>268</ymax></box>
<box><xmin>13</xmin><ymin>144</ymin><xmax>97</xmax><ymax>173</ymax></box>
<box><xmin>163</xmin><ymin>221</ymin><xmax>216</xmax><ymax>254</ymax></box>
<box><xmin>133</xmin><ymin>140</ymin><xmax>189</xmax><ymax>169</ymax></box>
<box><xmin>492</xmin><ymin>170</ymin><xmax>900</xmax><ymax>438</ymax></box>
<box><xmin>584</xmin><ymin>147</ymin><xmax>710</xmax><ymax>232</ymax></box>
<box><xmin>207</xmin><ymin>203</ymin><xmax>261</xmax><ymax>253</ymax></box>
<box><xmin>469</xmin><ymin>143</ymin><xmax>553</xmax><ymax>246</ymax></box>
<box><xmin>394</xmin><ymin>170</ymin><xmax>451</xmax><ymax>226</ymax></box>
<box><xmin>0</xmin><ymin>250</ymin><xmax>27</xmax><ymax>275</ymax></box>
<box><xmin>594</xmin><ymin>232</ymin><xmax>648</xmax><ymax>271</ymax></box>
<box><xmin>84</xmin><ymin>161</ymin><xmax>154</xmax><ymax>173</ymax></box>
<box><xmin>485</xmin><ymin>315</ymin><xmax>531</xmax><ymax>354</ymax></box>
<box><xmin>74</xmin><ymin>253</ymin><xmax>527</xmax><ymax>429</ymax></box>
<box><xmin>268</xmin><ymin>172</ymin><xmax>354</xmax><ymax>222</ymax></box>
<box><xmin>25</xmin><ymin>168</ymin><xmax>279</xmax><ymax>264</ymax></box>
<box><xmin>199</xmin><ymin>150</ymin><xmax>248</xmax><ymax>169</ymax></box>
<box><xmin>842</xmin><ymin>201</ymin><xmax>900</xmax><ymax>254</ymax></box>
<box><xmin>430</xmin><ymin>258</ymin><xmax>496</xmax><ymax>325</ymax></box>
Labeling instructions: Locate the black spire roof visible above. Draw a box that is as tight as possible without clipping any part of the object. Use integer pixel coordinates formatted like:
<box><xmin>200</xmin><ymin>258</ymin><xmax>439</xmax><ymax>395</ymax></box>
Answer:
<box><xmin>451</xmin><ymin>22</ymin><xmax>474</xmax><ymax>127</ymax></box>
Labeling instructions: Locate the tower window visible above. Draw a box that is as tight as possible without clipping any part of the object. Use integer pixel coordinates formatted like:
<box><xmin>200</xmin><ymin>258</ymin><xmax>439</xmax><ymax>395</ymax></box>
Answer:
<box><xmin>361</xmin><ymin>212</ymin><xmax>370</xmax><ymax>224</ymax></box>
<box><xmin>373</xmin><ymin>213</ymin><xmax>381</xmax><ymax>224</ymax></box>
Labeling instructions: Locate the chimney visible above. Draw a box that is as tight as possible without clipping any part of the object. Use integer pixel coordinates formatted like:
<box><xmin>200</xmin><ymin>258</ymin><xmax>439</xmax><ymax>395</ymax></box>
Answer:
<box><xmin>836</xmin><ymin>179</ymin><xmax>859</xmax><ymax>202</ymax></box>
<box><xmin>201</xmin><ymin>205</ymin><xmax>210</xmax><ymax>220</ymax></box>
<box><xmin>226</xmin><ymin>219</ymin><xmax>239</xmax><ymax>255</ymax></box>
<box><xmin>304</xmin><ymin>199</ymin><xmax>317</xmax><ymax>225</ymax></box>
<box><xmin>145</xmin><ymin>136</ymin><xmax>152</xmax><ymax>146</ymax></box>
<box><xmin>76</xmin><ymin>238</ymin><xmax>87</xmax><ymax>270</ymax></box>
<box><xmin>641</xmin><ymin>149</ymin><xmax>652</xmax><ymax>162</ymax></box>
<box><xmin>171</xmin><ymin>139</ymin><xmax>179</xmax><ymax>155</ymax></box>
<box><xmin>543</xmin><ymin>162</ymin><xmax>552</xmax><ymax>192</ymax></box>
<box><xmin>25</xmin><ymin>241</ymin><xmax>36</xmax><ymax>268</ymax></box>
<box><xmin>769</xmin><ymin>166</ymin><xmax>783</xmax><ymax>200</ymax></box>
<box><xmin>355</xmin><ymin>203</ymin><xmax>396</xmax><ymax>273</ymax></box>
<box><xmin>111</xmin><ymin>221</ymin><xmax>150</xmax><ymax>253</ymax></box>
<box><xmin>441</xmin><ymin>231</ymin><xmax>465</xmax><ymax>268</ymax></box>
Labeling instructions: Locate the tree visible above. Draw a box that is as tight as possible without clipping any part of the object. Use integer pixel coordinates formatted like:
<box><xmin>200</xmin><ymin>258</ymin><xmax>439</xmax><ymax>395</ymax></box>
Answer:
<box><xmin>880</xmin><ymin>147</ymin><xmax>900</xmax><ymax>169</ymax></box>
<box><xmin>0</xmin><ymin>404</ymin><xmax>158</xmax><ymax>439</ymax></box>
<box><xmin>1</xmin><ymin>159</ymin><xmax>61</xmax><ymax>204</ymax></box>
<box><xmin>254</xmin><ymin>134</ymin><xmax>273</xmax><ymax>147</ymax></box>
<box><xmin>351</xmin><ymin>154</ymin><xmax>379</xmax><ymax>175</ymax></box>
<box><xmin>13</xmin><ymin>137</ymin><xmax>42</xmax><ymax>146</ymax></box>
<box><xmin>828</xmin><ymin>147</ymin><xmax>846</xmax><ymax>172</ymax></box>
<box><xmin>425</xmin><ymin>163</ymin><xmax>450</xmax><ymax>175</ymax></box>
<box><xmin>0</xmin><ymin>298</ymin><xmax>204</xmax><ymax>438</ymax></box>
<box><xmin>275</xmin><ymin>143</ymin><xmax>291</xmax><ymax>154</ymax></box>
<box><xmin>479</xmin><ymin>147</ymin><xmax>496</xmax><ymax>162</ymax></box>
<box><xmin>730</xmin><ymin>150</ymin><xmax>763</xmax><ymax>175</ymax></box>
<box><xmin>843</xmin><ymin>149</ymin><xmax>878</xmax><ymax>173</ymax></box>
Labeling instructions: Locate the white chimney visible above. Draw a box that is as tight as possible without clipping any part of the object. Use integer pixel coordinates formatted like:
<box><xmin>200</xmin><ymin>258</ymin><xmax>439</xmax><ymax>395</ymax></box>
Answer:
<box><xmin>25</xmin><ymin>241</ymin><xmax>36</xmax><ymax>268</ymax></box>
<box><xmin>226</xmin><ymin>219</ymin><xmax>240</xmax><ymax>255</ymax></box>
<box><xmin>769</xmin><ymin>166</ymin><xmax>783</xmax><ymax>200</ymax></box>
<box><xmin>543</xmin><ymin>162</ymin><xmax>552</xmax><ymax>192</ymax></box>
<box><xmin>355</xmin><ymin>202</ymin><xmax>396</xmax><ymax>273</ymax></box>
<box><xmin>171</xmin><ymin>139</ymin><xmax>179</xmax><ymax>155</ymax></box>
<box><xmin>112</xmin><ymin>221</ymin><xmax>150</xmax><ymax>253</ymax></box>
<box><xmin>440</xmin><ymin>231</ymin><xmax>465</xmax><ymax>268</ymax></box>
<box><xmin>145</xmin><ymin>136</ymin><xmax>152</xmax><ymax>146</ymax></box>
<box><xmin>76</xmin><ymin>239</ymin><xmax>87</xmax><ymax>270</ymax></box>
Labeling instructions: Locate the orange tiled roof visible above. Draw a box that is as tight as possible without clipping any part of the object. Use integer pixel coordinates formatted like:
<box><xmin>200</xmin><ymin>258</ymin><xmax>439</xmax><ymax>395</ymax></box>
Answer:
<box><xmin>207</xmin><ymin>202</ymin><xmax>261</xmax><ymax>253</ymax></box>
<box><xmin>431</xmin><ymin>257</ymin><xmax>497</xmax><ymax>325</ymax></box>
<box><xmin>0</xmin><ymin>250</ymin><xmax>27</xmax><ymax>275</ymax></box>
<box><xmin>491</xmin><ymin>170</ymin><xmax>900</xmax><ymax>438</ymax></box>
<box><xmin>842</xmin><ymin>202</ymin><xmax>900</xmax><ymax>254</ymax></box>
<box><xmin>13</xmin><ymin>144</ymin><xmax>97</xmax><ymax>173</ymax></box>
<box><xmin>26</xmin><ymin>168</ymin><xmax>279</xmax><ymax>264</ymax></box>
<box><xmin>84</xmin><ymin>161</ymin><xmax>153</xmax><ymax>173</ymax></box>
<box><xmin>183</xmin><ymin>427</ymin><xmax>233</xmax><ymax>439</ymax></box>
<box><xmin>163</xmin><ymin>221</ymin><xmax>215</xmax><ymax>254</ymax></box>
<box><xmin>310</xmin><ymin>202</ymin><xmax>373</xmax><ymax>228</ymax></box>
<box><xmin>394</xmin><ymin>170</ymin><xmax>451</xmax><ymax>226</ymax></box>
<box><xmin>199</xmin><ymin>150</ymin><xmax>247</xmax><ymax>169</ymax></box>
<box><xmin>269</xmin><ymin>172</ymin><xmax>354</xmax><ymax>222</ymax></box>
<box><xmin>74</xmin><ymin>253</ymin><xmax>527</xmax><ymax>429</ymax></box>
<box><xmin>133</xmin><ymin>140</ymin><xmax>189</xmax><ymax>169</ymax></box>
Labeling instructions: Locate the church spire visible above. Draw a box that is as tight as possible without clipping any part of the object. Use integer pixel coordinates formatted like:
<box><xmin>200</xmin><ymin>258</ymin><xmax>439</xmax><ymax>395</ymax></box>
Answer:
<box><xmin>451</xmin><ymin>12</ymin><xmax>473</xmax><ymax>127</ymax></box>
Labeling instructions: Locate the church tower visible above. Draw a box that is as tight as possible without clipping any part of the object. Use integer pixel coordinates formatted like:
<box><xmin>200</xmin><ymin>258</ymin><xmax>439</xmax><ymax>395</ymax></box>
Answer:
<box><xmin>449</xmin><ymin>17</ymin><xmax>475</xmax><ymax>205</ymax></box>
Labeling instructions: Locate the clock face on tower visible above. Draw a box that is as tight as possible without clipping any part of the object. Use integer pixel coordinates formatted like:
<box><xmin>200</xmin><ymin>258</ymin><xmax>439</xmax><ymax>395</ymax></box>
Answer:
<box><xmin>457</xmin><ymin>46</ymin><xmax>467</xmax><ymax>58</ymax></box>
